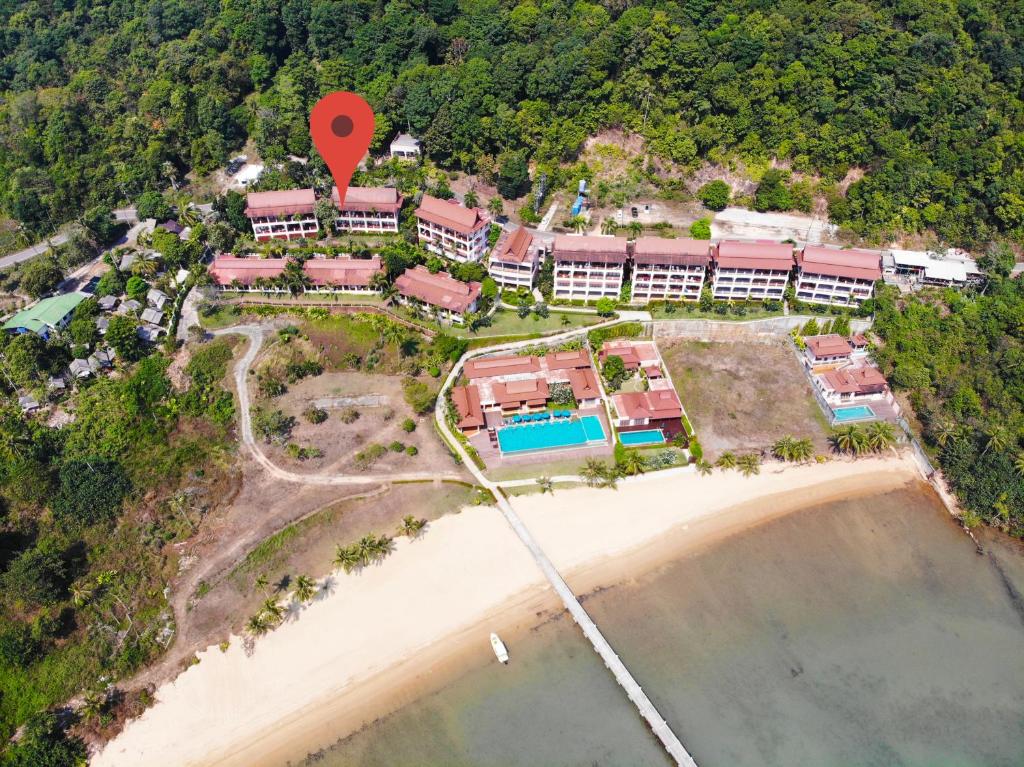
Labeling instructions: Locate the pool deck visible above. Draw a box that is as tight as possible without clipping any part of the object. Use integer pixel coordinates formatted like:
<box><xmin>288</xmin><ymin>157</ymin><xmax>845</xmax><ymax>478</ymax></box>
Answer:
<box><xmin>469</xmin><ymin>406</ymin><xmax>614</xmax><ymax>469</ymax></box>
<box><xmin>828</xmin><ymin>398</ymin><xmax>900</xmax><ymax>426</ymax></box>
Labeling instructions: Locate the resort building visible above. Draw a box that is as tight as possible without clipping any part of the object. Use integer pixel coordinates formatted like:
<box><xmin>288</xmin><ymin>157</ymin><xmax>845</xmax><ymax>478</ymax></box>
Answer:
<box><xmin>882</xmin><ymin>248</ymin><xmax>983</xmax><ymax>289</ymax></box>
<box><xmin>803</xmin><ymin>334</ymin><xmax>854</xmax><ymax>370</ymax></box>
<box><xmin>795</xmin><ymin>246</ymin><xmax>881</xmax><ymax>306</ymax></box>
<box><xmin>488</xmin><ymin>226</ymin><xmax>539</xmax><ymax>290</ymax></box>
<box><xmin>610</xmin><ymin>389</ymin><xmax>685</xmax><ymax>439</ymax></box>
<box><xmin>630</xmin><ymin>237</ymin><xmax>711</xmax><ymax>303</ymax></box>
<box><xmin>415</xmin><ymin>195</ymin><xmax>490</xmax><ymax>263</ymax></box>
<box><xmin>331</xmin><ymin>186</ymin><xmax>403</xmax><ymax>233</ymax></box>
<box><xmin>393</xmin><ymin>265</ymin><xmax>481</xmax><ymax>324</ymax></box>
<box><xmin>245</xmin><ymin>189</ymin><xmax>319</xmax><ymax>241</ymax></box>
<box><xmin>813</xmin><ymin>365</ymin><xmax>890</xmax><ymax>406</ymax></box>
<box><xmin>462</xmin><ymin>349</ymin><xmax>603</xmax><ymax>414</ymax></box>
<box><xmin>598</xmin><ymin>339</ymin><xmax>660</xmax><ymax>372</ymax></box>
<box><xmin>711</xmin><ymin>241</ymin><xmax>793</xmax><ymax>301</ymax></box>
<box><xmin>552</xmin><ymin>235</ymin><xmax>629</xmax><ymax>301</ymax></box>
<box><xmin>207</xmin><ymin>255</ymin><xmax>383</xmax><ymax>294</ymax></box>
<box><xmin>389</xmin><ymin>133</ymin><xmax>421</xmax><ymax>161</ymax></box>
<box><xmin>303</xmin><ymin>257</ymin><xmax>384</xmax><ymax>293</ymax></box>
<box><xmin>3</xmin><ymin>292</ymin><xmax>87</xmax><ymax>340</ymax></box>
<box><xmin>451</xmin><ymin>384</ymin><xmax>486</xmax><ymax>436</ymax></box>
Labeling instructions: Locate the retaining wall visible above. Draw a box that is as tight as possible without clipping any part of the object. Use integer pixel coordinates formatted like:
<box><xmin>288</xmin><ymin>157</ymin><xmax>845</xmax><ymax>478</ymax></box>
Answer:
<box><xmin>650</xmin><ymin>315</ymin><xmax>872</xmax><ymax>342</ymax></box>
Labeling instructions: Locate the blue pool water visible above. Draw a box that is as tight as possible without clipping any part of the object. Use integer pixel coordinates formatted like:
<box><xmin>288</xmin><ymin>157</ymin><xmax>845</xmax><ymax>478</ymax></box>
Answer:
<box><xmin>619</xmin><ymin>429</ymin><xmax>666</xmax><ymax>446</ymax></box>
<box><xmin>497</xmin><ymin>416</ymin><xmax>606</xmax><ymax>454</ymax></box>
<box><xmin>832</xmin><ymin>405</ymin><xmax>876</xmax><ymax>422</ymax></box>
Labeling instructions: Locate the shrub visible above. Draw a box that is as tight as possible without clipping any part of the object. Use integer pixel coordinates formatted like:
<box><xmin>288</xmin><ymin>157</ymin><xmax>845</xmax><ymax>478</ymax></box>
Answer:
<box><xmin>403</xmin><ymin>378</ymin><xmax>436</xmax><ymax>415</ymax></box>
<box><xmin>697</xmin><ymin>180</ymin><xmax>731</xmax><ymax>211</ymax></box>
<box><xmin>353</xmin><ymin>443</ymin><xmax>387</xmax><ymax>469</ymax></box>
<box><xmin>2</xmin><ymin>543</ymin><xmax>69</xmax><ymax>606</ymax></box>
<box><xmin>251</xmin><ymin>407</ymin><xmax>295</xmax><ymax>444</ymax></box>
<box><xmin>381</xmin><ymin>407</ymin><xmax>395</xmax><ymax>421</ymax></box>
<box><xmin>303</xmin><ymin>406</ymin><xmax>328</xmax><ymax>424</ymax></box>
<box><xmin>285</xmin><ymin>444</ymin><xmax>323</xmax><ymax>461</ymax></box>
<box><xmin>52</xmin><ymin>458</ymin><xmax>131</xmax><ymax>527</ymax></box>
<box><xmin>285</xmin><ymin>359</ymin><xmax>323</xmax><ymax>382</ymax></box>
<box><xmin>689</xmin><ymin>218</ymin><xmax>712</xmax><ymax>239</ymax></box>
<box><xmin>405</xmin><ymin>445</ymin><xmax>418</xmax><ymax>456</ymax></box>
<box><xmin>338</xmin><ymin>407</ymin><xmax>360</xmax><ymax>424</ymax></box>
<box><xmin>0</xmin><ymin>622</ymin><xmax>42</xmax><ymax>668</ymax></box>
<box><xmin>388</xmin><ymin>440</ymin><xmax>406</xmax><ymax>452</ymax></box>
<box><xmin>258</xmin><ymin>375</ymin><xmax>287</xmax><ymax>397</ymax></box>
<box><xmin>401</xmin><ymin>418</ymin><xmax>417</xmax><ymax>432</ymax></box>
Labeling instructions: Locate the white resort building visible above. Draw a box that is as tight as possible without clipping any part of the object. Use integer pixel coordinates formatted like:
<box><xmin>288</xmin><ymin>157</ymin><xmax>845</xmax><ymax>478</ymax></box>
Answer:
<box><xmin>630</xmin><ymin>237</ymin><xmax>711</xmax><ymax>303</ymax></box>
<box><xmin>331</xmin><ymin>186</ymin><xmax>403</xmax><ymax>233</ymax></box>
<box><xmin>389</xmin><ymin>133</ymin><xmax>421</xmax><ymax>161</ymax></box>
<box><xmin>245</xmin><ymin>189</ymin><xmax>319</xmax><ymax>241</ymax></box>
<box><xmin>795</xmin><ymin>246</ymin><xmax>881</xmax><ymax>306</ymax></box>
<box><xmin>488</xmin><ymin>226</ymin><xmax>538</xmax><ymax>290</ymax></box>
<box><xmin>552</xmin><ymin>235</ymin><xmax>629</xmax><ymax>301</ymax></box>
<box><xmin>415</xmin><ymin>195</ymin><xmax>490</xmax><ymax>262</ymax></box>
<box><xmin>711</xmin><ymin>240</ymin><xmax>793</xmax><ymax>301</ymax></box>
<box><xmin>882</xmin><ymin>249</ymin><xmax>983</xmax><ymax>289</ymax></box>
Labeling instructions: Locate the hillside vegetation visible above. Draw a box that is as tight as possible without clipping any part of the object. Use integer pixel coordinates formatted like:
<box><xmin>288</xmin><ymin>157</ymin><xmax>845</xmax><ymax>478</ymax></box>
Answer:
<box><xmin>0</xmin><ymin>0</ymin><xmax>1022</xmax><ymax>247</ymax></box>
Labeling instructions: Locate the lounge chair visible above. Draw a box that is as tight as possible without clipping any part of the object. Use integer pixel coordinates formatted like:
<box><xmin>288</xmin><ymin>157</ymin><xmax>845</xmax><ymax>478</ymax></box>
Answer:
<box><xmin>512</xmin><ymin>415</ymin><xmax>522</xmax><ymax>424</ymax></box>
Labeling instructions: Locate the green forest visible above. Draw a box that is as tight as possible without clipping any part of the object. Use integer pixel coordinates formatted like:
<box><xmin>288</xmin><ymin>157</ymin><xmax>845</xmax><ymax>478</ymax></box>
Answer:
<box><xmin>1</xmin><ymin>0</ymin><xmax>1023</xmax><ymax>247</ymax></box>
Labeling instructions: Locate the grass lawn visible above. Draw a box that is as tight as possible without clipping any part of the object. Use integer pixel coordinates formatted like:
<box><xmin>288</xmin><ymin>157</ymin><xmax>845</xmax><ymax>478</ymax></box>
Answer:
<box><xmin>452</xmin><ymin>309</ymin><xmax>602</xmax><ymax>338</ymax></box>
<box><xmin>645</xmin><ymin>303</ymin><xmax>786</xmax><ymax>321</ymax></box>
<box><xmin>660</xmin><ymin>338</ymin><xmax>830</xmax><ymax>461</ymax></box>
<box><xmin>486</xmin><ymin>455</ymin><xmax>600</xmax><ymax>482</ymax></box>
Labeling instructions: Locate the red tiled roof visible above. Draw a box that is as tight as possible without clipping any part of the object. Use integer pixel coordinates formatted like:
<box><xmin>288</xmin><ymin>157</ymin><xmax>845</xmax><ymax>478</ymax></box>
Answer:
<box><xmin>394</xmin><ymin>266</ymin><xmax>481</xmax><ymax>313</ymax></box>
<box><xmin>303</xmin><ymin>256</ymin><xmax>383</xmax><ymax>287</ymax></box>
<box><xmin>331</xmin><ymin>186</ymin><xmax>403</xmax><ymax>213</ymax></box>
<box><xmin>492</xmin><ymin>377</ymin><xmax>550</xmax><ymax>406</ymax></box>
<box><xmin>567</xmin><ymin>367</ymin><xmax>600</xmax><ymax>400</ymax></box>
<box><xmin>644</xmin><ymin>364</ymin><xmax>662</xmax><ymax>379</ymax></box>
<box><xmin>464</xmin><ymin>354</ymin><xmax>540</xmax><ymax>380</ymax></box>
<box><xmin>851</xmin><ymin>333</ymin><xmax>869</xmax><ymax>348</ymax></box>
<box><xmin>208</xmin><ymin>256</ymin><xmax>287</xmax><ymax>285</ymax></box>
<box><xmin>599</xmin><ymin>344</ymin><xmax>641</xmax><ymax>370</ymax></box>
<box><xmin>613</xmin><ymin>389</ymin><xmax>683</xmax><ymax>420</ymax></box>
<box><xmin>415</xmin><ymin>195</ymin><xmax>488</xmax><ymax>235</ymax></box>
<box><xmin>245</xmin><ymin>189</ymin><xmax>316</xmax><ymax>218</ymax></box>
<box><xmin>553</xmin><ymin>235</ymin><xmax>629</xmax><ymax>265</ymax></box>
<box><xmin>491</xmin><ymin>226</ymin><xmax>536</xmax><ymax>265</ymax></box>
<box><xmin>805</xmin><ymin>334</ymin><xmax>853</xmax><ymax>359</ymax></box>
<box><xmin>798</xmin><ymin>246</ymin><xmax>881</xmax><ymax>281</ymax></box>
<box><xmin>715</xmin><ymin>240</ymin><xmax>794</xmax><ymax>271</ymax></box>
<box><xmin>632</xmin><ymin>237</ymin><xmax>711</xmax><ymax>267</ymax></box>
<box><xmin>542</xmin><ymin>349</ymin><xmax>591</xmax><ymax>371</ymax></box>
<box><xmin>451</xmin><ymin>385</ymin><xmax>485</xmax><ymax>429</ymax></box>
<box><xmin>820</xmin><ymin>366</ymin><xmax>888</xmax><ymax>395</ymax></box>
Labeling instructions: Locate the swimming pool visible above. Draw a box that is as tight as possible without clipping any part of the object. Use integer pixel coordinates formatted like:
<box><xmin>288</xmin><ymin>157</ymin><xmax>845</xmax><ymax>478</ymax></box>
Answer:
<box><xmin>619</xmin><ymin>429</ymin><xmax>666</xmax><ymax>446</ymax></box>
<box><xmin>832</xmin><ymin>405</ymin><xmax>876</xmax><ymax>422</ymax></box>
<box><xmin>497</xmin><ymin>415</ymin><xmax>607</xmax><ymax>454</ymax></box>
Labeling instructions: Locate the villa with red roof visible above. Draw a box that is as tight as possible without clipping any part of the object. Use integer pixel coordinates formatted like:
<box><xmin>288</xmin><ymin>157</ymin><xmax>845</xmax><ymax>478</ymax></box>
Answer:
<box><xmin>813</xmin><ymin>365</ymin><xmax>890</xmax><ymax>406</ymax></box>
<box><xmin>459</xmin><ymin>349</ymin><xmax>603</xmax><ymax>416</ymax></box>
<box><xmin>245</xmin><ymin>189</ymin><xmax>319</xmax><ymax>241</ymax></box>
<box><xmin>552</xmin><ymin>235</ymin><xmax>629</xmax><ymax>301</ymax></box>
<box><xmin>803</xmin><ymin>334</ymin><xmax>854</xmax><ymax>368</ymax></box>
<box><xmin>394</xmin><ymin>265</ymin><xmax>481</xmax><ymax>324</ymax></box>
<box><xmin>711</xmin><ymin>240</ymin><xmax>793</xmax><ymax>301</ymax></box>
<box><xmin>488</xmin><ymin>226</ymin><xmax>538</xmax><ymax>289</ymax></box>
<box><xmin>207</xmin><ymin>255</ymin><xmax>383</xmax><ymax>294</ymax></box>
<box><xmin>610</xmin><ymin>389</ymin><xmax>685</xmax><ymax>438</ymax></box>
<box><xmin>450</xmin><ymin>384</ymin><xmax>485</xmax><ymax>435</ymax></box>
<box><xmin>331</xmin><ymin>186</ymin><xmax>403</xmax><ymax>233</ymax></box>
<box><xmin>631</xmin><ymin>237</ymin><xmax>711</xmax><ymax>303</ymax></box>
<box><xmin>415</xmin><ymin>194</ymin><xmax>490</xmax><ymax>262</ymax></box>
<box><xmin>795</xmin><ymin>246</ymin><xmax>881</xmax><ymax>306</ymax></box>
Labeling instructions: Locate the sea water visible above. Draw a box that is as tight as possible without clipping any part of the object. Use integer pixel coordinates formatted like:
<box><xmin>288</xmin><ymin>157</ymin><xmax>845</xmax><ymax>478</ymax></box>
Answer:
<box><xmin>302</xmin><ymin>485</ymin><xmax>1024</xmax><ymax>767</ymax></box>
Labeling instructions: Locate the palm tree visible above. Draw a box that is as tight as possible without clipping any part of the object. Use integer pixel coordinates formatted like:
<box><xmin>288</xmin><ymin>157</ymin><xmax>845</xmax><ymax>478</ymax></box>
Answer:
<box><xmin>254</xmin><ymin>574</ymin><xmax>269</xmax><ymax>595</ymax></box>
<box><xmin>601</xmin><ymin>217</ymin><xmax>618</xmax><ymax>235</ymax></box>
<box><xmin>931</xmin><ymin>418</ymin><xmax>956</xmax><ymax>448</ymax></box>
<box><xmin>79</xmin><ymin>689</ymin><xmax>106</xmax><ymax>724</ymax></box>
<box><xmin>580</xmin><ymin>458</ymin><xmax>608</xmax><ymax>487</ymax></box>
<box><xmin>1014</xmin><ymin>451</ymin><xmax>1024</xmax><ymax>477</ymax></box>
<box><xmin>771</xmin><ymin>436</ymin><xmax>796</xmax><ymax>462</ymax></box>
<box><xmin>618</xmin><ymin>450</ymin><xmax>647</xmax><ymax>476</ymax></box>
<box><xmin>245</xmin><ymin>613</ymin><xmax>270</xmax><ymax>638</ymax></box>
<box><xmin>791</xmin><ymin>437</ymin><xmax>814</xmax><ymax>462</ymax></box>
<box><xmin>487</xmin><ymin>197</ymin><xmax>504</xmax><ymax>218</ymax></box>
<box><xmin>830</xmin><ymin>424</ymin><xmax>867</xmax><ymax>455</ymax></box>
<box><xmin>982</xmin><ymin>425</ymin><xmax>1011</xmax><ymax>455</ymax></box>
<box><xmin>291</xmin><ymin>575</ymin><xmax>317</xmax><ymax>604</ymax></box>
<box><xmin>463</xmin><ymin>189</ymin><xmax>479</xmax><ymax>209</ymax></box>
<box><xmin>399</xmin><ymin>515</ymin><xmax>427</xmax><ymax>537</ymax></box>
<box><xmin>715</xmin><ymin>451</ymin><xmax>737</xmax><ymax>470</ymax></box>
<box><xmin>536</xmin><ymin>476</ymin><xmax>554</xmax><ymax>494</ymax></box>
<box><xmin>568</xmin><ymin>215</ymin><xmax>587</xmax><ymax>234</ymax></box>
<box><xmin>627</xmin><ymin>221</ymin><xmax>643</xmax><ymax>239</ymax></box>
<box><xmin>737</xmin><ymin>453</ymin><xmax>761</xmax><ymax>476</ymax></box>
<box><xmin>334</xmin><ymin>545</ymin><xmax>362</xmax><ymax>573</ymax></box>
<box><xmin>260</xmin><ymin>598</ymin><xmax>285</xmax><ymax>625</ymax></box>
<box><xmin>696</xmin><ymin>460</ymin><xmax>713</xmax><ymax>476</ymax></box>
<box><xmin>866</xmin><ymin>421</ymin><xmax>897</xmax><ymax>452</ymax></box>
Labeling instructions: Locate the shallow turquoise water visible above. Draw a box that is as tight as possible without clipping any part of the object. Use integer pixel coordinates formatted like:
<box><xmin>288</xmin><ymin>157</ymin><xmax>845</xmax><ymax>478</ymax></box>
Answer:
<box><xmin>620</xmin><ymin>428</ymin><xmax>666</xmax><ymax>446</ymax></box>
<box><xmin>497</xmin><ymin>415</ymin><xmax>605</xmax><ymax>454</ymax></box>
<box><xmin>303</xmin><ymin>485</ymin><xmax>1024</xmax><ymax>767</ymax></box>
<box><xmin>832</xmin><ymin>404</ymin><xmax>875</xmax><ymax>422</ymax></box>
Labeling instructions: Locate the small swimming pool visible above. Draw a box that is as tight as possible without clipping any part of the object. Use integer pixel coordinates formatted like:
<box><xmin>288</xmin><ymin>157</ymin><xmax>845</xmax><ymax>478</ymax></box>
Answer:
<box><xmin>832</xmin><ymin>405</ymin><xmax>876</xmax><ymax>422</ymax></box>
<box><xmin>497</xmin><ymin>415</ymin><xmax>606</xmax><ymax>454</ymax></box>
<box><xmin>619</xmin><ymin>429</ymin><xmax>666</xmax><ymax>446</ymax></box>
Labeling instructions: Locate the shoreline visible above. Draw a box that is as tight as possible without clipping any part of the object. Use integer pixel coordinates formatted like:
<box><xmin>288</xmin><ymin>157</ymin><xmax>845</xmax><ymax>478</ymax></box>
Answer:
<box><xmin>93</xmin><ymin>454</ymin><xmax>922</xmax><ymax>767</ymax></box>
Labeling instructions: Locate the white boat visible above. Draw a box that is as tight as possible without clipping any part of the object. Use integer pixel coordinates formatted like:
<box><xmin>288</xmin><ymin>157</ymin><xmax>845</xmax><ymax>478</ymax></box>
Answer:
<box><xmin>490</xmin><ymin>632</ymin><xmax>509</xmax><ymax>664</ymax></box>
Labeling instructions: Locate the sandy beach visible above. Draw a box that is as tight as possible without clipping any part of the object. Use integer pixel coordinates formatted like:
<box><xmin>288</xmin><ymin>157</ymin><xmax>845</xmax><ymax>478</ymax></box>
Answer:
<box><xmin>92</xmin><ymin>454</ymin><xmax>923</xmax><ymax>767</ymax></box>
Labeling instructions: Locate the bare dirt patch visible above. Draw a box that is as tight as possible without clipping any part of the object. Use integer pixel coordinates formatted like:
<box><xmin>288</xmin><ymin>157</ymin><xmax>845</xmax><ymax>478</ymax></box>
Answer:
<box><xmin>661</xmin><ymin>339</ymin><xmax>830</xmax><ymax>460</ymax></box>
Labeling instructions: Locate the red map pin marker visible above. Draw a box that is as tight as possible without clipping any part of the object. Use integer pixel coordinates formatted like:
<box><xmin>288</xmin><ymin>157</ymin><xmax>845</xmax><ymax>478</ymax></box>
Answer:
<box><xmin>310</xmin><ymin>92</ymin><xmax>375</xmax><ymax>208</ymax></box>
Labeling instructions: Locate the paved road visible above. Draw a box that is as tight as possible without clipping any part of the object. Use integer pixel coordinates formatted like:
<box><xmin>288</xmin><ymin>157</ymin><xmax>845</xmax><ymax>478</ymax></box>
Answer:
<box><xmin>0</xmin><ymin>206</ymin><xmax>139</xmax><ymax>271</ymax></box>
<box><xmin>213</xmin><ymin>324</ymin><xmax>462</xmax><ymax>485</ymax></box>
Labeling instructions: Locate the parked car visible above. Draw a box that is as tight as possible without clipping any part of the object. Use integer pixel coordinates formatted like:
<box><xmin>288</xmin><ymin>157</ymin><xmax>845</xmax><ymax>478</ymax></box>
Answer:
<box><xmin>225</xmin><ymin>158</ymin><xmax>246</xmax><ymax>175</ymax></box>
<box><xmin>630</xmin><ymin>207</ymin><xmax>639</xmax><ymax>218</ymax></box>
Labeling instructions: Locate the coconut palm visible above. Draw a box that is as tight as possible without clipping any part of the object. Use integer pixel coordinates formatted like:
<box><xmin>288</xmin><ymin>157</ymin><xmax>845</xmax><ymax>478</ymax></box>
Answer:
<box><xmin>696</xmin><ymin>459</ymin><xmax>713</xmax><ymax>476</ymax></box>
<box><xmin>601</xmin><ymin>217</ymin><xmax>618</xmax><ymax>235</ymax></box>
<box><xmin>79</xmin><ymin>689</ymin><xmax>106</xmax><ymax>724</ymax></box>
<box><xmin>715</xmin><ymin>451</ymin><xmax>737</xmax><ymax>470</ymax></box>
<box><xmin>487</xmin><ymin>197</ymin><xmax>504</xmax><ymax>217</ymax></box>
<box><xmin>254</xmin><ymin>574</ymin><xmax>269</xmax><ymax>595</ymax></box>
<box><xmin>627</xmin><ymin>220</ymin><xmax>643</xmax><ymax>239</ymax></box>
<box><xmin>830</xmin><ymin>425</ymin><xmax>867</xmax><ymax>455</ymax></box>
<box><xmin>260</xmin><ymin>598</ymin><xmax>285</xmax><ymax>625</ymax></box>
<box><xmin>737</xmin><ymin>453</ymin><xmax>761</xmax><ymax>476</ymax></box>
<box><xmin>568</xmin><ymin>215</ymin><xmax>587</xmax><ymax>234</ymax></box>
<box><xmin>866</xmin><ymin>421</ymin><xmax>897</xmax><ymax>452</ymax></box>
<box><xmin>291</xmin><ymin>575</ymin><xmax>317</xmax><ymax>604</ymax></box>
<box><xmin>536</xmin><ymin>476</ymin><xmax>554</xmax><ymax>494</ymax></box>
<box><xmin>463</xmin><ymin>189</ymin><xmax>479</xmax><ymax>209</ymax></box>
<box><xmin>580</xmin><ymin>458</ymin><xmax>608</xmax><ymax>487</ymax></box>
<box><xmin>771</xmin><ymin>436</ymin><xmax>797</xmax><ymax>462</ymax></box>
<box><xmin>245</xmin><ymin>613</ymin><xmax>270</xmax><ymax>638</ymax></box>
<box><xmin>618</xmin><ymin>450</ymin><xmax>648</xmax><ymax>476</ymax></box>
<box><xmin>982</xmin><ymin>425</ymin><xmax>1011</xmax><ymax>455</ymax></box>
<box><xmin>1014</xmin><ymin>451</ymin><xmax>1024</xmax><ymax>477</ymax></box>
<box><xmin>399</xmin><ymin>515</ymin><xmax>427</xmax><ymax>537</ymax></box>
<box><xmin>930</xmin><ymin>418</ymin><xmax>957</xmax><ymax>448</ymax></box>
<box><xmin>791</xmin><ymin>437</ymin><xmax>814</xmax><ymax>462</ymax></box>
<box><xmin>334</xmin><ymin>545</ymin><xmax>362</xmax><ymax>574</ymax></box>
